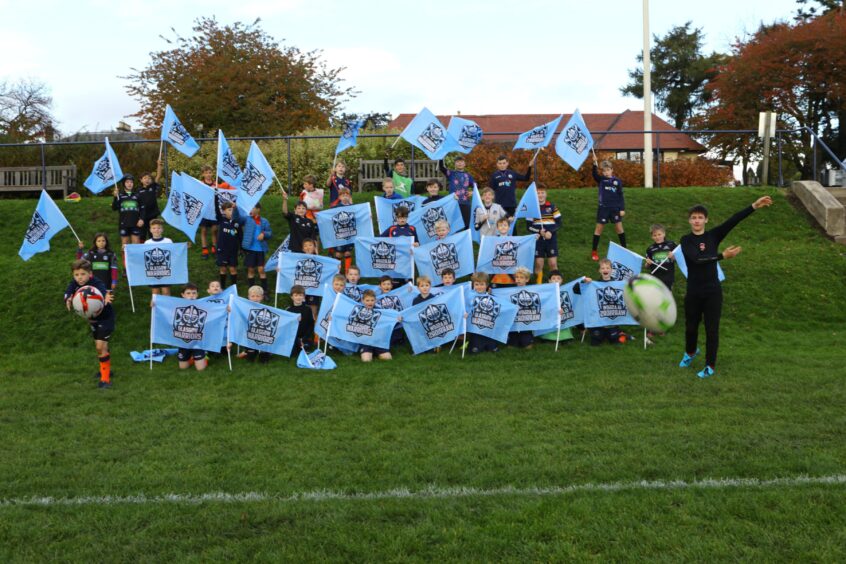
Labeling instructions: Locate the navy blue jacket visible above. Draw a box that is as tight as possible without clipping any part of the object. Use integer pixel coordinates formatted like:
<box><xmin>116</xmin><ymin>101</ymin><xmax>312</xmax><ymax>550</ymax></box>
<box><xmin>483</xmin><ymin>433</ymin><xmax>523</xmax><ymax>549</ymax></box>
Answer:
<box><xmin>592</xmin><ymin>165</ymin><xmax>625</xmax><ymax>209</ymax></box>
<box><xmin>488</xmin><ymin>167</ymin><xmax>532</xmax><ymax>208</ymax></box>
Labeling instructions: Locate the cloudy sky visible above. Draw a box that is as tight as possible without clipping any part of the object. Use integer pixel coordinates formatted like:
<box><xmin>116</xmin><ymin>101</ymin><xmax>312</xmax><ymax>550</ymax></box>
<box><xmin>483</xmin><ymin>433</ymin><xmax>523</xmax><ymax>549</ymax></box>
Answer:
<box><xmin>0</xmin><ymin>0</ymin><xmax>800</xmax><ymax>134</ymax></box>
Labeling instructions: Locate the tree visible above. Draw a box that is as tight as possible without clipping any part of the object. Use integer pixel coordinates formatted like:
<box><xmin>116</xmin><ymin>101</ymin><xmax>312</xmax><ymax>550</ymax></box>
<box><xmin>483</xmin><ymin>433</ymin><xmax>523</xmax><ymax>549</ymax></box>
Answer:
<box><xmin>124</xmin><ymin>18</ymin><xmax>355</xmax><ymax>137</ymax></box>
<box><xmin>795</xmin><ymin>0</ymin><xmax>844</xmax><ymax>20</ymax></box>
<box><xmin>621</xmin><ymin>22</ymin><xmax>726</xmax><ymax>130</ymax></box>
<box><xmin>333</xmin><ymin>112</ymin><xmax>393</xmax><ymax>130</ymax></box>
<box><xmin>0</xmin><ymin>79</ymin><xmax>56</xmax><ymax>143</ymax></box>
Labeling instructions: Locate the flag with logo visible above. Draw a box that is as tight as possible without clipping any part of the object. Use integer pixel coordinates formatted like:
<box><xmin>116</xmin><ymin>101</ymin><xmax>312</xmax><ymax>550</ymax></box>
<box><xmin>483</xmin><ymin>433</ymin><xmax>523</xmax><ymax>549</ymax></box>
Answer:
<box><xmin>176</xmin><ymin>174</ymin><xmax>217</xmax><ymax>242</ymax></box>
<box><xmin>328</xmin><ymin>293</ymin><xmax>400</xmax><ymax>350</ymax></box>
<box><xmin>375</xmin><ymin>282</ymin><xmax>420</xmax><ymax>312</ymax></box>
<box><xmin>476</xmin><ymin>235</ymin><xmax>536</xmax><ymax>274</ymax></box>
<box><xmin>162</xmin><ymin>171</ymin><xmax>183</xmax><ymax>231</ymax></box>
<box><xmin>432</xmin><ymin>281</ymin><xmax>471</xmax><ymax>297</ymax></box>
<box><xmin>374</xmin><ymin>195</ymin><xmax>426</xmax><ymax>234</ymax></box>
<box><xmin>512</xmin><ymin>182</ymin><xmax>542</xmax><ymax>222</ymax></box>
<box><xmin>580</xmin><ymin>280</ymin><xmax>637</xmax><ymax>328</ymax></box>
<box><xmin>237</xmin><ymin>141</ymin><xmax>275</xmax><ymax>215</ymax></box>
<box><xmin>151</xmin><ymin>295</ymin><xmax>228</xmax><ymax>351</ymax></box>
<box><xmin>335</xmin><ymin>118</ymin><xmax>365</xmax><ymax>155</ymax></box>
<box><xmin>555</xmin><ymin>109</ymin><xmax>593</xmax><ymax>170</ymax></box>
<box><xmin>276</xmin><ymin>252</ymin><xmax>341</xmax><ymax>297</ymax></box>
<box><xmin>446</xmin><ymin>116</ymin><xmax>483</xmax><ymax>154</ymax></box>
<box><xmin>513</xmin><ymin>115</ymin><xmax>562</xmax><ymax>150</ymax></box>
<box><xmin>83</xmin><ymin>137</ymin><xmax>123</xmax><ymax>194</ymax></box>
<box><xmin>607</xmin><ymin>241</ymin><xmax>643</xmax><ymax>281</ymax></box>
<box><xmin>199</xmin><ymin>285</ymin><xmax>238</xmax><ymax>349</ymax></box>
<box><xmin>314</xmin><ymin>285</ymin><xmax>339</xmax><ymax>340</ymax></box>
<box><xmin>673</xmin><ymin>244</ymin><xmax>725</xmax><ymax>282</ymax></box>
<box><xmin>354</xmin><ymin>236</ymin><xmax>414</xmax><ymax>279</ymax></box>
<box><xmin>491</xmin><ymin>283</ymin><xmax>561</xmax><ymax>333</ymax></box>
<box><xmin>468</xmin><ymin>185</ymin><xmax>485</xmax><ymax>243</ymax></box>
<box><xmin>19</xmin><ymin>190</ymin><xmax>71</xmax><ymax>261</ymax></box>
<box><xmin>124</xmin><ymin>242</ymin><xmax>189</xmax><ymax>286</ymax></box>
<box><xmin>557</xmin><ymin>278</ymin><xmax>584</xmax><ymax>330</ymax></box>
<box><xmin>315</xmin><ymin>203</ymin><xmax>374</xmax><ymax>248</ymax></box>
<box><xmin>401</xmin><ymin>287</ymin><xmax>466</xmax><ymax>354</ymax></box>
<box><xmin>265</xmin><ymin>236</ymin><xmax>291</xmax><ymax>271</ymax></box>
<box><xmin>463</xmin><ymin>290</ymin><xmax>518</xmax><ymax>344</ymax></box>
<box><xmin>228</xmin><ymin>296</ymin><xmax>299</xmax><ymax>357</ymax></box>
<box><xmin>414</xmin><ymin>230</ymin><xmax>475</xmax><ymax>286</ymax></box>
<box><xmin>408</xmin><ymin>196</ymin><xmax>465</xmax><ymax>244</ymax></box>
<box><xmin>217</xmin><ymin>130</ymin><xmax>243</xmax><ymax>188</ymax></box>
<box><xmin>297</xmin><ymin>348</ymin><xmax>337</xmax><ymax>370</ymax></box>
<box><xmin>160</xmin><ymin>105</ymin><xmax>200</xmax><ymax>158</ymax></box>
<box><xmin>398</xmin><ymin>107</ymin><xmax>462</xmax><ymax>160</ymax></box>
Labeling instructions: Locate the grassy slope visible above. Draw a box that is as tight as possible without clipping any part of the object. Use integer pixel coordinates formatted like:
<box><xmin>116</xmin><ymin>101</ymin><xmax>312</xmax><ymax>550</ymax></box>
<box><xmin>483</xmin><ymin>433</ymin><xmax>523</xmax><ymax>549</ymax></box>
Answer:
<box><xmin>1</xmin><ymin>186</ymin><xmax>845</xmax><ymax>561</ymax></box>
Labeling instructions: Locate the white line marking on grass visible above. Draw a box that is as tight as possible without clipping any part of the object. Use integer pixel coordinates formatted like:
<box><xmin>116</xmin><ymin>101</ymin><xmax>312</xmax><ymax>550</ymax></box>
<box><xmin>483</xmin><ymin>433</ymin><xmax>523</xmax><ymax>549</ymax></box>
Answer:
<box><xmin>1</xmin><ymin>474</ymin><xmax>844</xmax><ymax>508</ymax></box>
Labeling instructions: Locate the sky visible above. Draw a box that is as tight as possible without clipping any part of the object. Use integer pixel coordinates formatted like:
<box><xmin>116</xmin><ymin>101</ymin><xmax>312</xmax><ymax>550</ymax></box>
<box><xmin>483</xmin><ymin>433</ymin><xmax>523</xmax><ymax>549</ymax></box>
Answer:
<box><xmin>0</xmin><ymin>0</ymin><xmax>802</xmax><ymax>135</ymax></box>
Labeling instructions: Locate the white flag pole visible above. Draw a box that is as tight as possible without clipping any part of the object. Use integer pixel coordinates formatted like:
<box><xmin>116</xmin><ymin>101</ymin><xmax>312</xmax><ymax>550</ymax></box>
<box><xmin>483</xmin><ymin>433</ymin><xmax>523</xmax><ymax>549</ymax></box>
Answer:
<box><xmin>650</xmin><ymin>258</ymin><xmax>669</xmax><ymax>273</ymax></box>
<box><xmin>324</xmin><ymin>292</ymin><xmax>341</xmax><ymax>354</ymax></box>
<box><xmin>390</xmin><ymin>136</ymin><xmax>402</xmax><ymax>149</ymax></box>
<box><xmin>460</xmin><ymin>286</ymin><xmax>467</xmax><ymax>359</ymax></box>
<box><xmin>643</xmin><ymin>327</ymin><xmax>648</xmax><ymax>350</ymax></box>
<box><xmin>124</xmin><ymin>247</ymin><xmax>135</xmax><ymax>313</ymax></box>
<box><xmin>149</xmin><ymin>294</ymin><xmax>155</xmax><ymax>371</ymax></box>
<box><xmin>302</xmin><ymin>340</ymin><xmax>315</xmax><ymax>368</ymax></box>
<box><xmin>555</xmin><ymin>282</ymin><xmax>562</xmax><ymax>352</ymax></box>
<box><xmin>274</xmin><ymin>266</ymin><xmax>280</xmax><ymax>308</ymax></box>
<box><xmin>227</xmin><ymin>294</ymin><xmax>233</xmax><ymax>371</ymax></box>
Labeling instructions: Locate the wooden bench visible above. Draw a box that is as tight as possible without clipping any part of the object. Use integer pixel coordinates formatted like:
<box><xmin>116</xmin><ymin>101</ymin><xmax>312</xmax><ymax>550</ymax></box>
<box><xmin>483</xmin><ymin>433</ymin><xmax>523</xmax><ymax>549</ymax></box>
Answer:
<box><xmin>0</xmin><ymin>165</ymin><xmax>77</xmax><ymax>198</ymax></box>
<box><xmin>358</xmin><ymin>159</ymin><xmax>445</xmax><ymax>191</ymax></box>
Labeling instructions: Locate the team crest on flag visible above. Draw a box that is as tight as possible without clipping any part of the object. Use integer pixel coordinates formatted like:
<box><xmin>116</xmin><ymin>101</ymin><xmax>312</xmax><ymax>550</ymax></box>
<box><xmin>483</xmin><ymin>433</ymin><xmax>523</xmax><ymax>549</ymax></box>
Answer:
<box><xmin>492</xmin><ymin>241</ymin><xmax>517</xmax><ymax>270</ymax></box>
<box><xmin>419</xmin><ymin>304</ymin><xmax>455</xmax><ymax>339</ymax></box>
<box><xmin>370</xmin><ymin>241</ymin><xmax>397</xmax><ymax>271</ymax></box>
<box><xmin>596</xmin><ymin>286</ymin><xmax>627</xmax><ymax>319</ymax></box>
<box><xmin>457</xmin><ymin>124</ymin><xmax>483</xmax><ymax>150</ymax></box>
<box><xmin>346</xmin><ymin>305</ymin><xmax>381</xmax><ymax>337</ymax></box>
<box><xmin>221</xmin><ymin>151</ymin><xmax>241</xmax><ymax>183</ymax></box>
<box><xmin>376</xmin><ymin>294</ymin><xmax>402</xmax><ymax>311</ymax></box>
<box><xmin>560</xmin><ymin>291</ymin><xmax>575</xmax><ymax>323</ymax></box>
<box><xmin>168</xmin><ymin>190</ymin><xmax>182</xmax><ymax>218</ymax></box>
<box><xmin>183</xmin><ymin>193</ymin><xmax>204</xmax><ymax>225</ymax></box>
<box><xmin>241</xmin><ymin>162</ymin><xmax>267</xmax><ymax>197</ymax></box>
<box><xmin>167</xmin><ymin>120</ymin><xmax>191</xmax><ymax>147</ymax></box>
<box><xmin>470</xmin><ymin>295</ymin><xmax>501</xmax><ymax>330</ymax></box>
<box><xmin>611</xmin><ymin>261</ymin><xmax>635</xmax><ymax>281</ymax></box>
<box><xmin>563</xmin><ymin>123</ymin><xmax>589</xmax><ymax>154</ymax></box>
<box><xmin>294</xmin><ymin>258</ymin><xmax>323</xmax><ymax>289</ymax></box>
<box><xmin>430</xmin><ymin>242</ymin><xmax>460</xmax><ymax>273</ymax></box>
<box><xmin>394</xmin><ymin>200</ymin><xmax>416</xmax><ymax>221</ymax></box>
<box><xmin>143</xmin><ymin>248</ymin><xmax>172</xmax><ymax>279</ymax></box>
<box><xmin>173</xmin><ymin>305</ymin><xmax>207</xmax><ymax>342</ymax></box>
<box><xmin>94</xmin><ymin>158</ymin><xmax>115</xmax><ymax>184</ymax></box>
<box><xmin>344</xmin><ymin>285</ymin><xmax>364</xmax><ymax>302</ymax></box>
<box><xmin>25</xmin><ymin>212</ymin><xmax>49</xmax><ymax>244</ymax></box>
<box><xmin>332</xmin><ymin>210</ymin><xmax>357</xmax><ymax>239</ymax></box>
<box><xmin>421</xmin><ymin>207</ymin><xmax>448</xmax><ymax>237</ymax></box>
<box><xmin>524</xmin><ymin>125</ymin><xmax>549</xmax><ymax>146</ymax></box>
<box><xmin>418</xmin><ymin>123</ymin><xmax>447</xmax><ymax>154</ymax></box>
<box><xmin>246</xmin><ymin>308</ymin><xmax>279</xmax><ymax>345</ymax></box>
<box><xmin>511</xmin><ymin>290</ymin><xmax>542</xmax><ymax>324</ymax></box>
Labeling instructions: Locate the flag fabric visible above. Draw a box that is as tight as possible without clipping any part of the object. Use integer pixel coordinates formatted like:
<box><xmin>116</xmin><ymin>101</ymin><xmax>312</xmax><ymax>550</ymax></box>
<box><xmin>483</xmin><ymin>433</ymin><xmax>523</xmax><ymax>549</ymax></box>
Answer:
<box><xmin>237</xmin><ymin>141</ymin><xmax>275</xmax><ymax>215</ymax></box>
<box><xmin>607</xmin><ymin>241</ymin><xmax>644</xmax><ymax>281</ymax></box>
<box><xmin>374</xmin><ymin>195</ymin><xmax>426</xmax><ymax>234</ymax></box>
<box><xmin>199</xmin><ymin>285</ymin><xmax>239</xmax><ymax>349</ymax></box>
<box><xmin>315</xmin><ymin>203</ymin><xmax>374</xmax><ymax>248</ymax></box>
<box><xmin>354</xmin><ymin>236</ymin><xmax>415</xmax><ymax>279</ymax></box>
<box><xmin>463</xmin><ymin>290</ymin><xmax>519</xmax><ymax>345</ymax></box>
<box><xmin>468</xmin><ymin>185</ymin><xmax>485</xmax><ymax>244</ymax></box>
<box><xmin>83</xmin><ymin>138</ymin><xmax>123</xmax><ymax>194</ymax></box>
<box><xmin>401</xmin><ymin>287</ymin><xmax>466</xmax><ymax>354</ymax></box>
<box><xmin>314</xmin><ymin>286</ymin><xmax>358</xmax><ymax>357</ymax></box>
<box><xmin>414</xmin><ymin>230</ymin><xmax>475</xmax><ymax>286</ymax></box>
<box><xmin>557</xmin><ymin>278</ymin><xmax>584</xmax><ymax>330</ymax></box>
<box><xmin>328</xmin><ymin>293</ymin><xmax>400</xmax><ymax>350</ymax></box>
<box><xmin>555</xmin><ymin>109</ymin><xmax>594</xmax><ymax>170</ymax></box>
<box><xmin>217</xmin><ymin>130</ymin><xmax>243</xmax><ymax>188</ymax></box>
<box><xmin>491</xmin><ymin>283</ymin><xmax>561</xmax><ymax>334</ymax></box>
<box><xmin>276</xmin><ymin>252</ymin><xmax>341</xmax><ymax>297</ymax></box>
<box><xmin>398</xmin><ymin>107</ymin><xmax>462</xmax><ymax>160</ymax></box>
<box><xmin>228</xmin><ymin>296</ymin><xmax>299</xmax><ymax>357</ymax></box>
<box><xmin>160</xmin><ymin>105</ymin><xmax>200</xmax><ymax>158</ymax></box>
<box><xmin>151</xmin><ymin>295</ymin><xmax>228</xmax><ymax>351</ymax></box>
<box><xmin>297</xmin><ymin>348</ymin><xmax>337</xmax><ymax>370</ymax></box>
<box><xmin>175</xmin><ymin>174</ymin><xmax>217</xmax><ymax>242</ymax></box>
<box><xmin>446</xmin><ymin>116</ymin><xmax>483</xmax><ymax>154</ymax></box>
<box><xmin>129</xmin><ymin>348</ymin><xmax>178</xmax><ymax>363</ymax></box>
<box><xmin>432</xmin><ymin>281</ymin><xmax>471</xmax><ymax>297</ymax></box>
<box><xmin>408</xmin><ymin>197</ymin><xmax>465</xmax><ymax>244</ymax></box>
<box><xmin>375</xmin><ymin>282</ymin><xmax>420</xmax><ymax>312</ymax></box>
<box><xmin>580</xmin><ymin>280</ymin><xmax>637</xmax><ymax>328</ymax></box>
<box><xmin>512</xmin><ymin>182</ymin><xmax>542</xmax><ymax>222</ymax></box>
<box><xmin>513</xmin><ymin>115</ymin><xmax>563</xmax><ymax>150</ymax></box>
<box><xmin>19</xmin><ymin>190</ymin><xmax>71</xmax><ymax>261</ymax></box>
<box><xmin>343</xmin><ymin>283</ymin><xmax>380</xmax><ymax>302</ymax></box>
<box><xmin>124</xmin><ymin>242</ymin><xmax>189</xmax><ymax>286</ymax></box>
<box><xmin>476</xmin><ymin>235</ymin><xmax>536</xmax><ymax>274</ymax></box>
<box><xmin>162</xmin><ymin>171</ymin><xmax>183</xmax><ymax>230</ymax></box>
<box><xmin>673</xmin><ymin>244</ymin><xmax>725</xmax><ymax>282</ymax></box>
<box><xmin>335</xmin><ymin>118</ymin><xmax>365</xmax><ymax>155</ymax></box>
<box><xmin>265</xmin><ymin>236</ymin><xmax>291</xmax><ymax>271</ymax></box>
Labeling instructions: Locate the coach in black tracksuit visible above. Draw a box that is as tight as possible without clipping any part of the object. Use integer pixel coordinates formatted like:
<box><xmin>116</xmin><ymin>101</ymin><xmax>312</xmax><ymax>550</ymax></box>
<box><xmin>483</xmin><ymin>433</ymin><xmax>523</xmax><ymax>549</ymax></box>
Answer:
<box><xmin>675</xmin><ymin>196</ymin><xmax>773</xmax><ymax>376</ymax></box>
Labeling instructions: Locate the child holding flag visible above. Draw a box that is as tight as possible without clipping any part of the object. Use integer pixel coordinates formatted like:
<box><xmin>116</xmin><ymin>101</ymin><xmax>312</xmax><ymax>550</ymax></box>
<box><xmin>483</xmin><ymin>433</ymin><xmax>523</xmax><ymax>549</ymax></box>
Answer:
<box><xmin>358</xmin><ymin>289</ymin><xmax>395</xmax><ymax>362</ymax></box>
<box><xmin>282</xmin><ymin>191</ymin><xmax>319</xmax><ymax>253</ymax></box>
<box><xmin>527</xmin><ymin>185</ymin><xmax>562</xmax><ymax>284</ymax></box>
<box><xmin>581</xmin><ymin>259</ymin><xmax>626</xmax><ymax>346</ymax></box>
<box><xmin>468</xmin><ymin>272</ymin><xmax>500</xmax><ymax>355</ymax></box>
<box><xmin>112</xmin><ymin>174</ymin><xmax>146</xmax><ymax>246</ymax></box>
<box><xmin>507</xmin><ymin>267</ymin><xmax>535</xmax><ymax>349</ymax></box>
<box><xmin>474</xmin><ymin>188</ymin><xmax>510</xmax><ymax>238</ymax></box>
<box><xmin>644</xmin><ymin>224</ymin><xmax>676</xmax><ymax>290</ymax></box>
<box><xmin>287</xmin><ymin>285</ymin><xmax>315</xmax><ymax>357</ymax></box>
<box><xmin>326</xmin><ymin>160</ymin><xmax>352</xmax><ymax>206</ymax></box>
<box><xmin>330</xmin><ymin>187</ymin><xmax>355</xmax><ymax>273</ymax></box>
<box><xmin>216</xmin><ymin>201</ymin><xmax>243</xmax><ymax>289</ymax></box>
<box><xmin>490</xmin><ymin>217</ymin><xmax>515</xmax><ymax>289</ymax></box>
<box><xmin>175</xmin><ymin>283</ymin><xmax>208</xmax><ymax>371</ymax></box>
<box><xmin>590</xmin><ymin>159</ymin><xmax>626</xmax><ymax>261</ymax></box>
<box><xmin>144</xmin><ymin>219</ymin><xmax>173</xmax><ymax>299</ymax></box>
<box><xmin>489</xmin><ymin>155</ymin><xmax>533</xmax><ymax>217</ymax></box>
<box><xmin>439</xmin><ymin>155</ymin><xmax>475</xmax><ymax>229</ymax></box>
<box><xmin>233</xmin><ymin>286</ymin><xmax>272</xmax><ymax>364</ymax></box>
<box><xmin>422</xmin><ymin>180</ymin><xmax>443</xmax><ymax>205</ymax></box>
<box><xmin>299</xmin><ymin>175</ymin><xmax>324</xmax><ymax>221</ymax></box>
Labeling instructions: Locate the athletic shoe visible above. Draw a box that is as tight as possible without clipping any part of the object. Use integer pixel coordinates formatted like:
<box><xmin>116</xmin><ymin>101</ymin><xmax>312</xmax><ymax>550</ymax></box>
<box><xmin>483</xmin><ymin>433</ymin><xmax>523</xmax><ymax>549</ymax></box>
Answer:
<box><xmin>201</xmin><ymin>247</ymin><xmax>209</xmax><ymax>260</ymax></box>
<box><xmin>679</xmin><ymin>348</ymin><xmax>700</xmax><ymax>368</ymax></box>
<box><xmin>697</xmin><ymin>366</ymin><xmax>715</xmax><ymax>379</ymax></box>
<box><xmin>97</xmin><ymin>381</ymin><xmax>112</xmax><ymax>389</ymax></box>
<box><xmin>490</xmin><ymin>347</ymin><xmax>499</xmax><ymax>353</ymax></box>
<box><xmin>210</xmin><ymin>246</ymin><xmax>217</xmax><ymax>255</ymax></box>
<box><xmin>591</xmin><ymin>250</ymin><xmax>599</xmax><ymax>261</ymax></box>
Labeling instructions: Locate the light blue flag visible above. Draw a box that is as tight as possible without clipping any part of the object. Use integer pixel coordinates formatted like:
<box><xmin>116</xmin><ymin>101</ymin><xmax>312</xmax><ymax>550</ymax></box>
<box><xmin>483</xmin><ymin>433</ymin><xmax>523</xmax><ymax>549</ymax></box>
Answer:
<box><xmin>476</xmin><ymin>235</ymin><xmax>536</xmax><ymax>274</ymax></box>
<box><xmin>275</xmin><ymin>252</ymin><xmax>341</xmax><ymax>297</ymax></box>
<box><xmin>513</xmin><ymin>115</ymin><xmax>563</xmax><ymax>150</ymax></box>
<box><xmin>491</xmin><ymin>283</ymin><xmax>561</xmax><ymax>334</ymax></box>
<box><xmin>354</xmin><ymin>236</ymin><xmax>414</xmax><ymax>279</ymax></box>
<box><xmin>607</xmin><ymin>241</ymin><xmax>644</xmax><ymax>281</ymax></box>
<box><xmin>464</xmin><ymin>290</ymin><xmax>518</xmax><ymax>345</ymax></box>
<box><xmin>467</xmin><ymin>185</ymin><xmax>485</xmax><ymax>243</ymax></box>
<box><xmin>314</xmin><ymin>286</ymin><xmax>362</xmax><ymax>355</ymax></box>
<box><xmin>376</xmin><ymin>282</ymin><xmax>420</xmax><ymax>312</ymax></box>
<box><xmin>432</xmin><ymin>281</ymin><xmax>471</xmax><ymax>296</ymax></box>
<box><xmin>558</xmin><ymin>278</ymin><xmax>584</xmax><ymax>330</ymax></box>
<box><xmin>162</xmin><ymin>171</ymin><xmax>183</xmax><ymax>230</ymax></box>
<box><xmin>414</xmin><ymin>230</ymin><xmax>475</xmax><ymax>286</ymax></box>
<box><xmin>512</xmin><ymin>182</ymin><xmax>542</xmax><ymax>222</ymax></box>
<box><xmin>328</xmin><ymin>293</ymin><xmax>400</xmax><ymax>350</ymax></box>
<box><xmin>374</xmin><ymin>195</ymin><xmax>426</xmax><ymax>234</ymax></box>
<box><xmin>401</xmin><ymin>287</ymin><xmax>466</xmax><ymax>354</ymax></box>
<box><xmin>447</xmin><ymin>116</ymin><xmax>483</xmax><ymax>154</ymax></box>
<box><xmin>151</xmin><ymin>295</ymin><xmax>228</xmax><ymax>351</ymax></box>
<box><xmin>398</xmin><ymin>107</ymin><xmax>462</xmax><ymax>160</ymax></box>
<box><xmin>409</xmin><ymin>196</ymin><xmax>465</xmax><ymax>244</ymax></box>
<box><xmin>335</xmin><ymin>118</ymin><xmax>365</xmax><ymax>155</ymax></box>
<box><xmin>673</xmin><ymin>244</ymin><xmax>725</xmax><ymax>282</ymax></box>
<box><xmin>237</xmin><ymin>141</ymin><xmax>275</xmax><ymax>215</ymax></box>
<box><xmin>580</xmin><ymin>280</ymin><xmax>637</xmax><ymax>328</ymax></box>
<box><xmin>297</xmin><ymin>348</ymin><xmax>337</xmax><ymax>370</ymax></box>
<box><xmin>265</xmin><ymin>236</ymin><xmax>291</xmax><ymax>271</ymax></box>
<box><xmin>19</xmin><ymin>190</ymin><xmax>71</xmax><ymax>261</ymax></box>
<box><xmin>83</xmin><ymin>137</ymin><xmax>123</xmax><ymax>194</ymax></box>
<box><xmin>178</xmin><ymin>174</ymin><xmax>217</xmax><ymax>242</ymax></box>
<box><xmin>199</xmin><ymin>285</ymin><xmax>238</xmax><ymax>349</ymax></box>
<box><xmin>228</xmin><ymin>296</ymin><xmax>299</xmax><ymax>357</ymax></box>
<box><xmin>160</xmin><ymin>105</ymin><xmax>200</xmax><ymax>158</ymax></box>
<box><xmin>217</xmin><ymin>130</ymin><xmax>243</xmax><ymax>188</ymax></box>
<box><xmin>315</xmin><ymin>203</ymin><xmax>374</xmax><ymax>248</ymax></box>
<box><xmin>124</xmin><ymin>242</ymin><xmax>189</xmax><ymax>286</ymax></box>
<box><xmin>555</xmin><ymin>109</ymin><xmax>594</xmax><ymax>171</ymax></box>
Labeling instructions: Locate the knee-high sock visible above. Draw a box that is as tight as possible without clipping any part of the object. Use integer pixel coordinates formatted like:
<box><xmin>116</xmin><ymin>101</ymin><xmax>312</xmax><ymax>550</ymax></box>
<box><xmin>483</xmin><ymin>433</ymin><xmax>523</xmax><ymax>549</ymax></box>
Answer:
<box><xmin>99</xmin><ymin>355</ymin><xmax>111</xmax><ymax>383</ymax></box>
<box><xmin>618</xmin><ymin>232</ymin><xmax>627</xmax><ymax>248</ymax></box>
<box><xmin>592</xmin><ymin>234</ymin><xmax>600</xmax><ymax>251</ymax></box>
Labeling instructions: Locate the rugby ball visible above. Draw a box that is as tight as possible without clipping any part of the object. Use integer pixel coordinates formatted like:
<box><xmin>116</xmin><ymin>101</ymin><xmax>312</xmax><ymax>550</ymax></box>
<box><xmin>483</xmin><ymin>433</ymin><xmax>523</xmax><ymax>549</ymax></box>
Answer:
<box><xmin>623</xmin><ymin>274</ymin><xmax>676</xmax><ymax>332</ymax></box>
<box><xmin>72</xmin><ymin>285</ymin><xmax>105</xmax><ymax>319</ymax></box>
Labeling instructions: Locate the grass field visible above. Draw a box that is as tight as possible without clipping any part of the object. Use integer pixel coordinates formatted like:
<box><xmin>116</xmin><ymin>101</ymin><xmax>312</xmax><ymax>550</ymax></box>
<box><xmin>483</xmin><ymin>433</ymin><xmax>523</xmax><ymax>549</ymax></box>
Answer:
<box><xmin>1</xmin><ymin>185</ymin><xmax>845</xmax><ymax>561</ymax></box>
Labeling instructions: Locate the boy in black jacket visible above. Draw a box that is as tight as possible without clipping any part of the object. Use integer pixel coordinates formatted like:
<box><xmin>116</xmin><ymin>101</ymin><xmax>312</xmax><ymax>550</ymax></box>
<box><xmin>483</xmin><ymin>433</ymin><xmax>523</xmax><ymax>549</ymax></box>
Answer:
<box><xmin>590</xmin><ymin>159</ymin><xmax>626</xmax><ymax>261</ymax></box>
<box><xmin>287</xmin><ymin>285</ymin><xmax>315</xmax><ymax>357</ymax></box>
<box><xmin>216</xmin><ymin>201</ymin><xmax>243</xmax><ymax>288</ymax></box>
<box><xmin>112</xmin><ymin>174</ymin><xmax>146</xmax><ymax>246</ymax></box>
